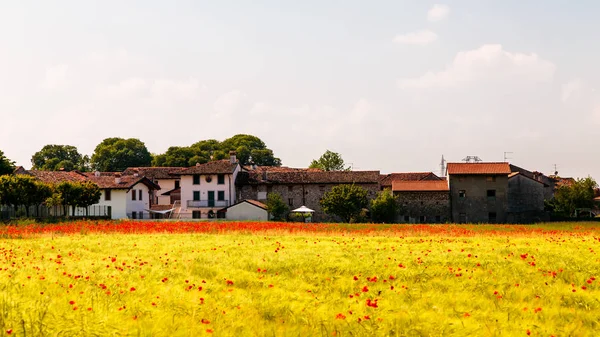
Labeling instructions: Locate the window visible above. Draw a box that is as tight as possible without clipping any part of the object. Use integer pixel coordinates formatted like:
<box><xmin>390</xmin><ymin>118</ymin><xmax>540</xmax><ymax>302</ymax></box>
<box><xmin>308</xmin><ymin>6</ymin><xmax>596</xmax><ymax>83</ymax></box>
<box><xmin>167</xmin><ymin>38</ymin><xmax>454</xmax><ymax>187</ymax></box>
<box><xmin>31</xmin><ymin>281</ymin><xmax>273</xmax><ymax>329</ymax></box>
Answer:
<box><xmin>458</xmin><ymin>190</ymin><xmax>466</xmax><ymax>198</ymax></box>
<box><xmin>252</xmin><ymin>186</ymin><xmax>257</xmax><ymax>193</ymax></box>
<box><xmin>139</xmin><ymin>190</ymin><xmax>143</xmax><ymax>201</ymax></box>
<box><xmin>404</xmin><ymin>216</ymin><xmax>410</xmax><ymax>222</ymax></box>
<box><xmin>132</xmin><ymin>190</ymin><xmax>136</xmax><ymax>201</ymax></box>
<box><xmin>435</xmin><ymin>215</ymin><xmax>441</xmax><ymax>223</ymax></box>
<box><xmin>488</xmin><ymin>212</ymin><xmax>497</xmax><ymax>223</ymax></box>
<box><xmin>288</xmin><ymin>186</ymin><xmax>293</xmax><ymax>193</ymax></box>
<box><xmin>419</xmin><ymin>215</ymin><xmax>426</xmax><ymax>223</ymax></box>
<box><xmin>288</xmin><ymin>198</ymin><xmax>293</xmax><ymax>206</ymax></box>
<box><xmin>267</xmin><ymin>186</ymin><xmax>273</xmax><ymax>193</ymax></box>
<box><xmin>139</xmin><ymin>212</ymin><xmax>144</xmax><ymax>219</ymax></box>
<box><xmin>459</xmin><ymin>213</ymin><xmax>467</xmax><ymax>223</ymax></box>
<box><xmin>175</xmin><ymin>180</ymin><xmax>180</xmax><ymax>189</ymax></box>
<box><xmin>487</xmin><ymin>190</ymin><xmax>496</xmax><ymax>198</ymax></box>
<box><xmin>131</xmin><ymin>211</ymin><xmax>137</xmax><ymax>219</ymax></box>
<box><xmin>105</xmin><ymin>189</ymin><xmax>111</xmax><ymax>201</ymax></box>
<box><xmin>192</xmin><ymin>211</ymin><xmax>201</xmax><ymax>219</ymax></box>
<box><xmin>217</xmin><ymin>191</ymin><xmax>225</xmax><ymax>201</ymax></box>
<box><xmin>193</xmin><ymin>191</ymin><xmax>200</xmax><ymax>201</ymax></box>
<box><xmin>193</xmin><ymin>175</ymin><xmax>200</xmax><ymax>185</ymax></box>
<box><xmin>486</xmin><ymin>176</ymin><xmax>496</xmax><ymax>182</ymax></box>
<box><xmin>217</xmin><ymin>174</ymin><xmax>225</xmax><ymax>185</ymax></box>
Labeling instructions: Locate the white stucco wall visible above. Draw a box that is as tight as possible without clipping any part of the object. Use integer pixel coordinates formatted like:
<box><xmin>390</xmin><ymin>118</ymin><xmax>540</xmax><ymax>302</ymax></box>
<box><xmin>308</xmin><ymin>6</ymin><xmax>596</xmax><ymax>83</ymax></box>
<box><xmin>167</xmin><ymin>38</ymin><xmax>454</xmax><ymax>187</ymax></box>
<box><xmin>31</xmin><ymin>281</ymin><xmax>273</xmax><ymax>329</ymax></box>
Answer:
<box><xmin>154</xmin><ymin>178</ymin><xmax>179</xmax><ymax>205</ymax></box>
<box><xmin>180</xmin><ymin>170</ymin><xmax>237</xmax><ymax>214</ymax></box>
<box><xmin>96</xmin><ymin>189</ymin><xmax>128</xmax><ymax>219</ymax></box>
<box><xmin>126</xmin><ymin>183</ymin><xmax>151</xmax><ymax>218</ymax></box>
<box><xmin>225</xmin><ymin>202</ymin><xmax>268</xmax><ymax>221</ymax></box>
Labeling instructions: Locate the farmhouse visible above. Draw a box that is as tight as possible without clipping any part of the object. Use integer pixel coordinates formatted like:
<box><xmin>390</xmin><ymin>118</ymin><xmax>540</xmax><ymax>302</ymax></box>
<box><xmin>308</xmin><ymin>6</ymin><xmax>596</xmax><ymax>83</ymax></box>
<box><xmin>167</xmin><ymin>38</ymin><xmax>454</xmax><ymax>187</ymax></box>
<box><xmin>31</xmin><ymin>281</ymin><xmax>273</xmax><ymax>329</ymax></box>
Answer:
<box><xmin>236</xmin><ymin>166</ymin><xmax>380</xmax><ymax>222</ymax></box>
<box><xmin>176</xmin><ymin>152</ymin><xmax>241</xmax><ymax>219</ymax></box>
<box><xmin>392</xmin><ymin>180</ymin><xmax>450</xmax><ymax>223</ymax></box>
<box><xmin>446</xmin><ymin>162</ymin><xmax>511</xmax><ymax>223</ymax></box>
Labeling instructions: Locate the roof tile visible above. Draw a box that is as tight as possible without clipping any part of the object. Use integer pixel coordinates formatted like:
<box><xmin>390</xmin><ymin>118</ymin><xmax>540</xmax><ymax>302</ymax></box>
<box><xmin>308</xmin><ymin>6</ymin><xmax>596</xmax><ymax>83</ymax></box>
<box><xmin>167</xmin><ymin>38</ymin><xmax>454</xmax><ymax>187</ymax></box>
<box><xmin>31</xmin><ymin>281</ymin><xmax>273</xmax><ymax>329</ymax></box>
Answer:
<box><xmin>447</xmin><ymin>162</ymin><xmax>511</xmax><ymax>175</ymax></box>
<box><xmin>392</xmin><ymin>180</ymin><xmax>449</xmax><ymax>192</ymax></box>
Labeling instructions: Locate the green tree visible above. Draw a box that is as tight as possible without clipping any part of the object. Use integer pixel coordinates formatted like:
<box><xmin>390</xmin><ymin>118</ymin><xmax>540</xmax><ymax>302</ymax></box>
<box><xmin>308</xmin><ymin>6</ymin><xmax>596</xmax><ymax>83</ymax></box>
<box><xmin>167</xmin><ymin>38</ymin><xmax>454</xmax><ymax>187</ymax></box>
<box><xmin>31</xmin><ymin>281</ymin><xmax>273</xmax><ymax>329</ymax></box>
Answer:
<box><xmin>0</xmin><ymin>150</ymin><xmax>15</xmax><ymax>175</ymax></box>
<box><xmin>0</xmin><ymin>175</ymin><xmax>52</xmax><ymax>217</ymax></box>
<box><xmin>31</xmin><ymin>144</ymin><xmax>88</xmax><ymax>171</ymax></box>
<box><xmin>552</xmin><ymin>177</ymin><xmax>598</xmax><ymax>216</ymax></box>
<box><xmin>266</xmin><ymin>193</ymin><xmax>289</xmax><ymax>221</ymax></box>
<box><xmin>153</xmin><ymin>134</ymin><xmax>282</xmax><ymax>167</ymax></box>
<box><xmin>91</xmin><ymin>138</ymin><xmax>152</xmax><ymax>172</ymax></box>
<box><xmin>309</xmin><ymin>150</ymin><xmax>349</xmax><ymax>171</ymax></box>
<box><xmin>74</xmin><ymin>181</ymin><xmax>102</xmax><ymax>216</ymax></box>
<box><xmin>319</xmin><ymin>184</ymin><xmax>369</xmax><ymax>223</ymax></box>
<box><xmin>370</xmin><ymin>189</ymin><xmax>399</xmax><ymax>223</ymax></box>
<box><xmin>152</xmin><ymin>146</ymin><xmax>197</xmax><ymax>167</ymax></box>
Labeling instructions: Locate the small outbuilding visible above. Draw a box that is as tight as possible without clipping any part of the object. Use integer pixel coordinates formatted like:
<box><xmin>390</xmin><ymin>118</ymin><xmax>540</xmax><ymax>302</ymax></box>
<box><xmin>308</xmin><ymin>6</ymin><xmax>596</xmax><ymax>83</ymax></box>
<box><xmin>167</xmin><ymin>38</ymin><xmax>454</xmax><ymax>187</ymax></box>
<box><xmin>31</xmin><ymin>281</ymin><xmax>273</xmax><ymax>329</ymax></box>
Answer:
<box><xmin>218</xmin><ymin>199</ymin><xmax>268</xmax><ymax>221</ymax></box>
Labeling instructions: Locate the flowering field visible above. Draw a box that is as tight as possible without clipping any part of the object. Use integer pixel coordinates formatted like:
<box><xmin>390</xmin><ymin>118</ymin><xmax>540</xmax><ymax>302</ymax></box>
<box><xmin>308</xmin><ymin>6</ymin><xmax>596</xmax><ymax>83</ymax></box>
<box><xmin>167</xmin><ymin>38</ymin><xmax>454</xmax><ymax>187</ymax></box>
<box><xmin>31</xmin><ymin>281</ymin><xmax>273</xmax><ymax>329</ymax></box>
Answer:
<box><xmin>0</xmin><ymin>221</ymin><xmax>599</xmax><ymax>336</ymax></box>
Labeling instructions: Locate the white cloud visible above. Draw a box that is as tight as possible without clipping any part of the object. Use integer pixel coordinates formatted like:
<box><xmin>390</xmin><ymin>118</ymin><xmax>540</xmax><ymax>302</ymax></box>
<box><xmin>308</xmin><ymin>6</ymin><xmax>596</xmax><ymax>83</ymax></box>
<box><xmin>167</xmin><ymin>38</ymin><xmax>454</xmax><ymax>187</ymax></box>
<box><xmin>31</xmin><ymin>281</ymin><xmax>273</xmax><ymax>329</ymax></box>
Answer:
<box><xmin>43</xmin><ymin>64</ymin><xmax>69</xmax><ymax>89</ymax></box>
<box><xmin>561</xmin><ymin>79</ymin><xmax>584</xmax><ymax>103</ymax></box>
<box><xmin>151</xmin><ymin>78</ymin><xmax>205</xmax><ymax>100</ymax></box>
<box><xmin>398</xmin><ymin>44</ymin><xmax>556</xmax><ymax>89</ymax></box>
<box><xmin>393</xmin><ymin>30</ymin><xmax>438</xmax><ymax>46</ymax></box>
<box><xmin>427</xmin><ymin>4</ymin><xmax>450</xmax><ymax>22</ymax></box>
<box><xmin>213</xmin><ymin>90</ymin><xmax>248</xmax><ymax>117</ymax></box>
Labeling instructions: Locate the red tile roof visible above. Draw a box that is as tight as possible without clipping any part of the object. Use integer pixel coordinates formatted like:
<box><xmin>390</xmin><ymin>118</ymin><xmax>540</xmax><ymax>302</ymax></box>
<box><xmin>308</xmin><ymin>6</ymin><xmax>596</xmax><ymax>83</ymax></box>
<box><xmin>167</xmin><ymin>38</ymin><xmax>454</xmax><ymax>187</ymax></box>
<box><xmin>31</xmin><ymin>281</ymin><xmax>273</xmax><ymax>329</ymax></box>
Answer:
<box><xmin>122</xmin><ymin>167</ymin><xmax>186</xmax><ymax>179</ymax></box>
<box><xmin>380</xmin><ymin>172</ymin><xmax>441</xmax><ymax>187</ymax></box>
<box><xmin>245</xmin><ymin>199</ymin><xmax>267</xmax><ymax>209</ymax></box>
<box><xmin>392</xmin><ymin>180</ymin><xmax>449</xmax><ymax>192</ymax></box>
<box><xmin>178</xmin><ymin>160</ymin><xmax>238</xmax><ymax>175</ymax></box>
<box><xmin>237</xmin><ymin>169</ymin><xmax>380</xmax><ymax>185</ymax></box>
<box><xmin>446</xmin><ymin>162</ymin><xmax>511</xmax><ymax>175</ymax></box>
<box><xmin>20</xmin><ymin>170</ymin><xmax>88</xmax><ymax>184</ymax></box>
<box><xmin>84</xmin><ymin>175</ymin><xmax>160</xmax><ymax>190</ymax></box>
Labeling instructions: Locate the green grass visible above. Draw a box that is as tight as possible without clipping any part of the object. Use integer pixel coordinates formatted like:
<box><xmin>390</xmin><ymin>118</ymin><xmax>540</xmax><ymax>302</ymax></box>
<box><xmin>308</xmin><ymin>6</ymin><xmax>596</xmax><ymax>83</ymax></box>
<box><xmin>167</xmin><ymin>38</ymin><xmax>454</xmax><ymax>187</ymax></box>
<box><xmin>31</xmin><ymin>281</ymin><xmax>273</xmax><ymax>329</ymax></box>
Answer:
<box><xmin>0</xmin><ymin>224</ymin><xmax>599</xmax><ymax>336</ymax></box>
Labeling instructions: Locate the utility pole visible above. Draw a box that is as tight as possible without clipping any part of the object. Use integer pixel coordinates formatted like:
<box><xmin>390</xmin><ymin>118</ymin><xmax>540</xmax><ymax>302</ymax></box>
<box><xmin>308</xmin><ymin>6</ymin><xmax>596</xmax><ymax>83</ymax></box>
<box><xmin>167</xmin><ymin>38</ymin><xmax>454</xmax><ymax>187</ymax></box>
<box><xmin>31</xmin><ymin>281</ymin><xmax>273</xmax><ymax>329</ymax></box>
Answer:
<box><xmin>503</xmin><ymin>152</ymin><xmax>513</xmax><ymax>163</ymax></box>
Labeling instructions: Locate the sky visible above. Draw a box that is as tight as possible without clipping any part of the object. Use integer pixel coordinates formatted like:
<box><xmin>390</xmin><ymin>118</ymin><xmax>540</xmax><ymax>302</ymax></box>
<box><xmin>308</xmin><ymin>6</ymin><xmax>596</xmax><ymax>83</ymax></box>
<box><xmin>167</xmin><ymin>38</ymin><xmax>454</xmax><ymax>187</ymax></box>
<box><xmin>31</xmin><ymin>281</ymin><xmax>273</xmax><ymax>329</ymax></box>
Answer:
<box><xmin>1</xmin><ymin>1</ymin><xmax>599</xmax><ymax>178</ymax></box>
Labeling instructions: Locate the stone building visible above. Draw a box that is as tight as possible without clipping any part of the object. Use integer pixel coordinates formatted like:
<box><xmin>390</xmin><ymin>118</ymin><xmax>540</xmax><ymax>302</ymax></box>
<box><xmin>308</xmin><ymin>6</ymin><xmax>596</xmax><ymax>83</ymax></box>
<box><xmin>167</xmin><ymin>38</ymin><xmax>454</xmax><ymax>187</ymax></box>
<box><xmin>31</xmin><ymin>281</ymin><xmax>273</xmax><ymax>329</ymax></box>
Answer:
<box><xmin>507</xmin><ymin>172</ymin><xmax>546</xmax><ymax>223</ymax></box>
<box><xmin>236</xmin><ymin>167</ymin><xmax>380</xmax><ymax>222</ymax></box>
<box><xmin>379</xmin><ymin>172</ymin><xmax>442</xmax><ymax>190</ymax></box>
<box><xmin>509</xmin><ymin>164</ymin><xmax>555</xmax><ymax>201</ymax></box>
<box><xmin>446</xmin><ymin>162</ymin><xmax>511</xmax><ymax>223</ymax></box>
<box><xmin>392</xmin><ymin>180</ymin><xmax>450</xmax><ymax>223</ymax></box>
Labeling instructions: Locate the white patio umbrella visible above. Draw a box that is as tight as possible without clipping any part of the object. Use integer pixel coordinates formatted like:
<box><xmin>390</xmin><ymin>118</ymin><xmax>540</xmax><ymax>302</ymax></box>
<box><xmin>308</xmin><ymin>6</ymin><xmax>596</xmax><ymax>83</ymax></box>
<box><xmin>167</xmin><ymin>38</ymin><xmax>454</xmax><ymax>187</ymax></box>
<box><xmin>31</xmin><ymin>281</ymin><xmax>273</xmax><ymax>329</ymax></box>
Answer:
<box><xmin>291</xmin><ymin>206</ymin><xmax>315</xmax><ymax>213</ymax></box>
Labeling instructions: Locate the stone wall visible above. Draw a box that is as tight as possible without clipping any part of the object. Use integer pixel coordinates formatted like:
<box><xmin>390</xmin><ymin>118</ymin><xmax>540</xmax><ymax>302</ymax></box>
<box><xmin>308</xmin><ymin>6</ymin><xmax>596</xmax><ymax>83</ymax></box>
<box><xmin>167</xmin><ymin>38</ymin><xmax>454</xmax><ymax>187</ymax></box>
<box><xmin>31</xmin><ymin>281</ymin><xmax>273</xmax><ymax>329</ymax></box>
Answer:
<box><xmin>238</xmin><ymin>183</ymin><xmax>380</xmax><ymax>222</ymax></box>
<box><xmin>507</xmin><ymin>174</ymin><xmax>546</xmax><ymax>223</ymax></box>
<box><xmin>394</xmin><ymin>191</ymin><xmax>450</xmax><ymax>223</ymax></box>
<box><xmin>449</xmin><ymin>175</ymin><xmax>508</xmax><ymax>223</ymax></box>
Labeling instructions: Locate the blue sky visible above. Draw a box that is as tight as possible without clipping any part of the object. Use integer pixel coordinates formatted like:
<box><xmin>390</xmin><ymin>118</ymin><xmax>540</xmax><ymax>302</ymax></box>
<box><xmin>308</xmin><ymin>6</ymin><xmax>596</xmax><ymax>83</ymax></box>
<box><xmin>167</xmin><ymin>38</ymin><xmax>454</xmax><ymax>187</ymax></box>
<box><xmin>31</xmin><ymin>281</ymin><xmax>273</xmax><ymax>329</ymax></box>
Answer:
<box><xmin>1</xmin><ymin>1</ymin><xmax>599</xmax><ymax>178</ymax></box>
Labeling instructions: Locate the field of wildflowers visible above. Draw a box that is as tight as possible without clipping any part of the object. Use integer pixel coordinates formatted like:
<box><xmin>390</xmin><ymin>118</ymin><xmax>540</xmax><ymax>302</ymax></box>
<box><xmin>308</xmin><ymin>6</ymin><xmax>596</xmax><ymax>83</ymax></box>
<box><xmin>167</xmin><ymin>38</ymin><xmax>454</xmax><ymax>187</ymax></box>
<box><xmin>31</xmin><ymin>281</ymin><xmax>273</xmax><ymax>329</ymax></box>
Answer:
<box><xmin>0</xmin><ymin>221</ymin><xmax>599</xmax><ymax>336</ymax></box>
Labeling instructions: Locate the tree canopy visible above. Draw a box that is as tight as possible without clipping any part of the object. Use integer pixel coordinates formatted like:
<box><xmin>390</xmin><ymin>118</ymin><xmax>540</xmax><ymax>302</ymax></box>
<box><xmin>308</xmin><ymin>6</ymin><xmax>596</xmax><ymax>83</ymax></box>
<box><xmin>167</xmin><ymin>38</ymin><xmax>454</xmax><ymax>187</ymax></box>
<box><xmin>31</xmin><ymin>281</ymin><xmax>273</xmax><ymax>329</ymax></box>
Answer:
<box><xmin>370</xmin><ymin>189</ymin><xmax>399</xmax><ymax>223</ymax></box>
<box><xmin>319</xmin><ymin>184</ymin><xmax>369</xmax><ymax>223</ymax></box>
<box><xmin>266</xmin><ymin>193</ymin><xmax>289</xmax><ymax>221</ymax></box>
<box><xmin>0</xmin><ymin>150</ymin><xmax>15</xmax><ymax>175</ymax></box>
<box><xmin>550</xmin><ymin>177</ymin><xmax>598</xmax><ymax>216</ymax></box>
<box><xmin>0</xmin><ymin>175</ymin><xmax>52</xmax><ymax>216</ymax></box>
<box><xmin>31</xmin><ymin>144</ymin><xmax>89</xmax><ymax>171</ymax></box>
<box><xmin>309</xmin><ymin>150</ymin><xmax>349</xmax><ymax>171</ymax></box>
<box><xmin>153</xmin><ymin>134</ymin><xmax>281</xmax><ymax>167</ymax></box>
<box><xmin>91</xmin><ymin>138</ymin><xmax>152</xmax><ymax>172</ymax></box>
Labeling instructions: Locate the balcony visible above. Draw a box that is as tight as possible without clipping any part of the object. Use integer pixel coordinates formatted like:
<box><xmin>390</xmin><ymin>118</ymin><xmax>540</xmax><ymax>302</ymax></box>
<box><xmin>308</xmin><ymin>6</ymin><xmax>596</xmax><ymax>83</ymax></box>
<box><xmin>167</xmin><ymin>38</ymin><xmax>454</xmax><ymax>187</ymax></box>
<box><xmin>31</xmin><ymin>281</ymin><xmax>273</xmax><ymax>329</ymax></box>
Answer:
<box><xmin>186</xmin><ymin>200</ymin><xmax>229</xmax><ymax>208</ymax></box>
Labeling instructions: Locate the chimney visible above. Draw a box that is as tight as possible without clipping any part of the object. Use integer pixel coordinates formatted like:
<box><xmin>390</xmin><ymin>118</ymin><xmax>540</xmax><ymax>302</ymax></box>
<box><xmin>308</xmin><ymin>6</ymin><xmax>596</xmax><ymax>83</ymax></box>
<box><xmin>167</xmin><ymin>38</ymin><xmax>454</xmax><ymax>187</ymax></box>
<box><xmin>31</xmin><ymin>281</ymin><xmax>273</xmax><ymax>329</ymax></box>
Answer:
<box><xmin>262</xmin><ymin>170</ymin><xmax>267</xmax><ymax>181</ymax></box>
<box><xmin>133</xmin><ymin>168</ymin><xmax>139</xmax><ymax>177</ymax></box>
<box><xmin>196</xmin><ymin>162</ymin><xmax>201</xmax><ymax>167</ymax></box>
<box><xmin>229</xmin><ymin>151</ymin><xmax>237</xmax><ymax>164</ymax></box>
<box><xmin>59</xmin><ymin>167</ymin><xmax>65</xmax><ymax>171</ymax></box>
<box><xmin>115</xmin><ymin>173</ymin><xmax>122</xmax><ymax>184</ymax></box>
<box><xmin>94</xmin><ymin>170</ymin><xmax>101</xmax><ymax>177</ymax></box>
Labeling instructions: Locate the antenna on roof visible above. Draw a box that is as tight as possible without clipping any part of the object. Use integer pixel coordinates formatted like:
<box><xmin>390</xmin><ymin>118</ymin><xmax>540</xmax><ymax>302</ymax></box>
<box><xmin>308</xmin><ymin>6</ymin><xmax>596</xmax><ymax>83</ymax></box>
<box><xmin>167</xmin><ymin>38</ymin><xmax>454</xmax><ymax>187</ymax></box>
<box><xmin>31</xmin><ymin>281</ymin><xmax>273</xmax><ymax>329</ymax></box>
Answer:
<box><xmin>554</xmin><ymin>164</ymin><xmax>558</xmax><ymax>176</ymax></box>
<box><xmin>461</xmin><ymin>156</ymin><xmax>482</xmax><ymax>163</ymax></box>
<box><xmin>503</xmin><ymin>152</ymin><xmax>513</xmax><ymax>163</ymax></box>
